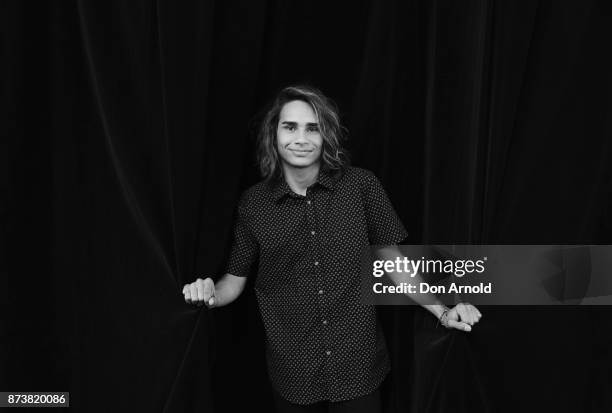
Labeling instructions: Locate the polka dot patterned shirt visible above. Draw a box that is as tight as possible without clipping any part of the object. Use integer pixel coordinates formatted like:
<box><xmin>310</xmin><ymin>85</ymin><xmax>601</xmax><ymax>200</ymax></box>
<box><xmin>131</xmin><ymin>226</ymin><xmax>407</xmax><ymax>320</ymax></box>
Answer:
<box><xmin>225</xmin><ymin>166</ymin><xmax>408</xmax><ymax>405</ymax></box>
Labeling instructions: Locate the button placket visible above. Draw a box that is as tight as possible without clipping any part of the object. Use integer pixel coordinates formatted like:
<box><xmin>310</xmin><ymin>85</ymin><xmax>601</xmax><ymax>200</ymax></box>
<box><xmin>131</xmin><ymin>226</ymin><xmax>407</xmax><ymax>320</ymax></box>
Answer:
<box><xmin>306</xmin><ymin>194</ymin><xmax>332</xmax><ymax>368</ymax></box>
<box><xmin>305</xmin><ymin>195</ymin><xmax>321</xmax><ymax>284</ymax></box>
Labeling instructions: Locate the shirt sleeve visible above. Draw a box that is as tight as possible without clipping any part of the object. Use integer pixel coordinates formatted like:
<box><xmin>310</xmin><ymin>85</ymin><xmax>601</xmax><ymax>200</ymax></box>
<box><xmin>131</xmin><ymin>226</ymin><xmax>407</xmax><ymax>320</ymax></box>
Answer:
<box><xmin>224</xmin><ymin>192</ymin><xmax>259</xmax><ymax>277</ymax></box>
<box><xmin>362</xmin><ymin>170</ymin><xmax>409</xmax><ymax>245</ymax></box>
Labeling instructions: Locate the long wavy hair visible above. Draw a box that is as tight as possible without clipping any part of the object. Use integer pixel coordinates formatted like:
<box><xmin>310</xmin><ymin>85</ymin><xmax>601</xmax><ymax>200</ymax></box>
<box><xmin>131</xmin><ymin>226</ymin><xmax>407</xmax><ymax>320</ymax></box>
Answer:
<box><xmin>256</xmin><ymin>85</ymin><xmax>350</xmax><ymax>180</ymax></box>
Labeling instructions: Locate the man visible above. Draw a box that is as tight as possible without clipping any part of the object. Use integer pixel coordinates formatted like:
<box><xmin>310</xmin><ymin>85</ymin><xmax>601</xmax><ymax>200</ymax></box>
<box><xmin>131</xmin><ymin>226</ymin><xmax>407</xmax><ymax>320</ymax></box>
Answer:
<box><xmin>183</xmin><ymin>85</ymin><xmax>481</xmax><ymax>412</ymax></box>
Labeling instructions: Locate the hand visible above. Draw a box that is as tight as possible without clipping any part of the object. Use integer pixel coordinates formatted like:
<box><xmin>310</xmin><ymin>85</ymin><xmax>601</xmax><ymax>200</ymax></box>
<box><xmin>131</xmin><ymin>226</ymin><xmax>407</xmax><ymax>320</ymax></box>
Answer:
<box><xmin>183</xmin><ymin>277</ymin><xmax>216</xmax><ymax>308</ymax></box>
<box><xmin>441</xmin><ymin>303</ymin><xmax>482</xmax><ymax>332</ymax></box>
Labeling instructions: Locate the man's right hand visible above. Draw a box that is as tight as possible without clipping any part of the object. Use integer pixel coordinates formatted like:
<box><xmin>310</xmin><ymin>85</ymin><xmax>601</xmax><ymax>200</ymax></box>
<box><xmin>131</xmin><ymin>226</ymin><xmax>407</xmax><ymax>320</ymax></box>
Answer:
<box><xmin>183</xmin><ymin>277</ymin><xmax>216</xmax><ymax>308</ymax></box>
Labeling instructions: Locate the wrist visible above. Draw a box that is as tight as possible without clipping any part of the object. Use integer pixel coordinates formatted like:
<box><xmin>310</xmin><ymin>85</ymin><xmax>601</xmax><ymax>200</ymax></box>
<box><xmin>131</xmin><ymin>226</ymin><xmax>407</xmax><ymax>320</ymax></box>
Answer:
<box><xmin>433</xmin><ymin>303</ymin><xmax>450</xmax><ymax>319</ymax></box>
<box><xmin>437</xmin><ymin>306</ymin><xmax>451</xmax><ymax>328</ymax></box>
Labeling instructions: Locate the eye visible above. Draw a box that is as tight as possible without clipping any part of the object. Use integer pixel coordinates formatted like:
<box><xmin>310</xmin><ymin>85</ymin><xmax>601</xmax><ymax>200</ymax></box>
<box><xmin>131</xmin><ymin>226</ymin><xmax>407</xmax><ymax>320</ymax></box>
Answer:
<box><xmin>283</xmin><ymin>125</ymin><xmax>296</xmax><ymax>131</ymax></box>
<box><xmin>306</xmin><ymin>126</ymin><xmax>319</xmax><ymax>133</ymax></box>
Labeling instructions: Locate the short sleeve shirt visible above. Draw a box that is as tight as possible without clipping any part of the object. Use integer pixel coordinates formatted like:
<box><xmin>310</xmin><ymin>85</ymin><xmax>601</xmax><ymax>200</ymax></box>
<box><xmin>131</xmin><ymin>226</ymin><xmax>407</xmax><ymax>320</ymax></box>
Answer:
<box><xmin>225</xmin><ymin>166</ymin><xmax>408</xmax><ymax>404</ymax></box>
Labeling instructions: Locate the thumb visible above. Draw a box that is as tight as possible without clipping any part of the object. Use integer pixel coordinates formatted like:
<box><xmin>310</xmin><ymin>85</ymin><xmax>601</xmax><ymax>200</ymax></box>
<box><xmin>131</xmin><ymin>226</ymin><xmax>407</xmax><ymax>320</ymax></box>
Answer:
<box><xmin>446</xmin><ymin>319</ymin><xmax>472</xmax><ymax>332</ymax></box>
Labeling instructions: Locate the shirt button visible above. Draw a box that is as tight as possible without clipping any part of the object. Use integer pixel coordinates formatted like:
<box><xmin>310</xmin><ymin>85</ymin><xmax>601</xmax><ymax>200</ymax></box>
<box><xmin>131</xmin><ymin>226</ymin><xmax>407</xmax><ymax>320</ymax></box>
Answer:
<box><xmin>307</xmin><ymin>200</ymin><xmax>312</xmax><ymax>205</ymax></box>
<box><xmin>322</xmin><ymin>320</ymin><xmax>328</xmax><ymax>325</ymax></box>
<box><xmin>311</xmin><ymin>230</ymin><xmax>316</xmax><ymax>235</ymax></box>
<box><xmin>325</xmin><ymin>350</ymin><xmax>331</xmax><ymax>356</ymax></box>
<box><xmin>318</xmin><ymin>289</ymin><xmax>324</xmax><ymax>295</ymax></box>
<box><xmin>314</xmin><ymin>261</ymin><xmax>319</xmax><ymax>266</ymax></box>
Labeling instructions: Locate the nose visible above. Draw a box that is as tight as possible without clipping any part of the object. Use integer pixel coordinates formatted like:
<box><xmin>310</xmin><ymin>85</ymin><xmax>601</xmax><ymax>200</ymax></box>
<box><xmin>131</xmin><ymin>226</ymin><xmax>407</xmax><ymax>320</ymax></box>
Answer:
<box><xmin>294</xmin><ymin>128</ymin><xmax>308</xmax><ymax>144</ymax></box>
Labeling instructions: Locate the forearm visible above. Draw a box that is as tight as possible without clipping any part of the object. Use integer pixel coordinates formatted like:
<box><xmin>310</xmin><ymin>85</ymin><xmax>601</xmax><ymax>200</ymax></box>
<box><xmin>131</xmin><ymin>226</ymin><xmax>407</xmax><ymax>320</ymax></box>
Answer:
<box><xmin>377</xmin><ymin>247</ymin><xmax>449</xmax><ymax>320</ymax></box>
<box><xmin>387</xmin><ymin>270</ymin><xmax>449</xmax><ymax>318</ymax></box>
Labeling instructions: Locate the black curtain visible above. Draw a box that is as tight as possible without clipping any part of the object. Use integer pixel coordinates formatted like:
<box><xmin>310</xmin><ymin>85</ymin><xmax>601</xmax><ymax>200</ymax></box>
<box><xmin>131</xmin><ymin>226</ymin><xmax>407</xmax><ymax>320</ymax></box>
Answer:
<box><xmin>2</xmin><ymin>1</ymin><xmax>611</xmax><ymax>412</ymax></box>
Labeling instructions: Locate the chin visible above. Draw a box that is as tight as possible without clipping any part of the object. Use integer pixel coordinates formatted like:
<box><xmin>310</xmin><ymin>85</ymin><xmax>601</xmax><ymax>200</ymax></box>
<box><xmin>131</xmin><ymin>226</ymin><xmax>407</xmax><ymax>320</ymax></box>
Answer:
<box><xmin>288</xmin><ymin>161</ymin><xmax>316</xmax><ymax>169</ymax></box>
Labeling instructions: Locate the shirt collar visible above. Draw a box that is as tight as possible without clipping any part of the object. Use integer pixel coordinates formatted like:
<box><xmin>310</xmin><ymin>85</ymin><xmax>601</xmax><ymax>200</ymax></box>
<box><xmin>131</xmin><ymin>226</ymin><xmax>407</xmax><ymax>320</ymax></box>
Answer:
<box><xmin>270</xmin><ymin>167</ymin><xmax>342</xmax><ymax>202</ymax></box>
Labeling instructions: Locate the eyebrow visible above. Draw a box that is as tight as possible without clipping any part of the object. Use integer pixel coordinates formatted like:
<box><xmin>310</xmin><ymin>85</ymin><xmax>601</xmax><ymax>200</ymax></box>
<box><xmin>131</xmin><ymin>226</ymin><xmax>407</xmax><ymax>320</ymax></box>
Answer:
<box><xmin>280</xmin><ymin>121</ymin><xmax>319</xmax><ymax>127</ymax></box>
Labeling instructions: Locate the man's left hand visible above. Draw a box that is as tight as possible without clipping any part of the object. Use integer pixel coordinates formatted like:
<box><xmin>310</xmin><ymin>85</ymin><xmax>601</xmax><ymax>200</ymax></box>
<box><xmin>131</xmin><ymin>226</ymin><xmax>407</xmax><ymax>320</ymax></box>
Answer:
<box><xmin>442</xmin><ymin>303</ymin><xmax>482</xmax><ymax>332</ymax></box>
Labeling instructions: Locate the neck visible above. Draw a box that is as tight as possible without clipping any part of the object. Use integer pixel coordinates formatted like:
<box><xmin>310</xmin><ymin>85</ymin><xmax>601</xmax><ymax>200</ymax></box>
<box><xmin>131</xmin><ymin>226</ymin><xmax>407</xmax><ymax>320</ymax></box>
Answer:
<box><xmin>281</xmin><ymin>163</ymin><xmax>320</xmax><ymax>196</ymax></box>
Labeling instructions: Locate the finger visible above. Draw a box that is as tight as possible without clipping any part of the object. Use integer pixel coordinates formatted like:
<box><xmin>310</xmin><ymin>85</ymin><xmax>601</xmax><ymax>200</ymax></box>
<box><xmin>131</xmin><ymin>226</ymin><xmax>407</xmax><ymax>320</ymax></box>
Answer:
<box><xmin>190</xmin><ymin>278</ymin><xmax>203</xmax><ymax>307</ymax></box>
<box><xmin>194</xmin><ymin>280</ymin><xmax>204</xmax><ymax>306</ymax></box>
<box><xmin>447</xmin><ymin>319</ymin><xmax>472</xmax><ymax>332</ymax></box>
<box><xmin>469</xmin><ymin>306</ymin><xmax>480</xmax><ymax>324</ymax></box>
<box><xmin>208</xmin><ymin>296</ymin><xmax>215</xmax><ymax>307</ymax></box>
<box><xmin>203</xmin><ymin>279</ymin><xmax>213</xmax><ymax>301</ymax></box>
<box><xmin>462</xmin><ymin>304</ymin><xmax>477</xmax><ymax>325</ymax></box>
<box><xmin>190</xmin><ymin>284</ymin><xmax>199</xmax><ymax>304</ymax></box>
<box><xmin>196</xmin><ymin>279</ymin><xmax>206</xmax><ymax>302</ymax></box>
<box><xmin>467</xmin><ymin>306</ymin><xmax>478</xmax><ymax>325</ymax></box>
<box><xmin>465</xmin><ymin>304</ymin><xmax>481</xmax><ymax>323</ymax></box>
<box><xmin>465</xmin><ymin>304</ymin><xmax>476</xmax><ymax>325</ymax></box>
<box><xmin>184</xmin><ymin>286</ymin><xmax>192</xmax><ymax>303</ymax></box>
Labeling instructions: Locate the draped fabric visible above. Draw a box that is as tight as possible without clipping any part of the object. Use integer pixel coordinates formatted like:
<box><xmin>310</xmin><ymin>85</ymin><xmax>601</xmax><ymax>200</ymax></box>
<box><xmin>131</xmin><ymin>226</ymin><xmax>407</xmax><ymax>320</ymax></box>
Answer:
<box><xmin>2</xmin><ymin>1</ymin><xmax>611</xmax><ymax>412</ymax></box>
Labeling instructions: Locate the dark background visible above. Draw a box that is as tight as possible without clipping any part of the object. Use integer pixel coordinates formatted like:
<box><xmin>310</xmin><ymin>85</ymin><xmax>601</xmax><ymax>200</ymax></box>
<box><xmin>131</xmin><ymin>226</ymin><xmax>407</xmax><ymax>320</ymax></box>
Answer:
<box><xmin>2</xmin><ymin>0</ymin><xmax>611</xmax><ymax>412</ymax></box>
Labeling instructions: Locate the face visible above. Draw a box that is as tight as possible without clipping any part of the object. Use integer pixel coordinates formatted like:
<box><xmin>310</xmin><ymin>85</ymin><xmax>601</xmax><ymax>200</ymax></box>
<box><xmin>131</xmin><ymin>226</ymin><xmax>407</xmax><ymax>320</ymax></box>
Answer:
<box><xmin>276</xmin><ymin>100</ymin><xmax>323</xmax><ymax>170</ymax></box>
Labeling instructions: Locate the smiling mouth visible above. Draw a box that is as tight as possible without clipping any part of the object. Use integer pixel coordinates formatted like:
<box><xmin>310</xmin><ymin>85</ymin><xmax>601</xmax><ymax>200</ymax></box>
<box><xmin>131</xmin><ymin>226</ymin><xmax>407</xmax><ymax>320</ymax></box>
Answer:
<box><xmin>288</xmin><ymin>149</ymin><xmax>313</xmax><ymax>154</ymax></box>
